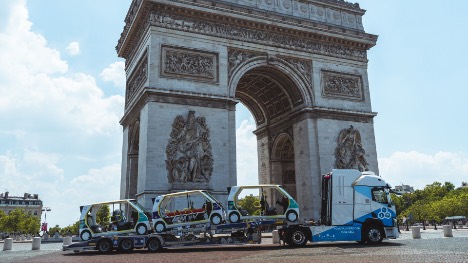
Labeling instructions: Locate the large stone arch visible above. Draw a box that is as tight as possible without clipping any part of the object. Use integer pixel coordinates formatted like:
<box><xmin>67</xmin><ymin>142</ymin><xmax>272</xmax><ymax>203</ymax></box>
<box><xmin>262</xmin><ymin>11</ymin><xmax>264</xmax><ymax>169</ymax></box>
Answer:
<box><xmin>228</xmin><ymin>55</ymin><xmax>313</xmax><ymax>108</ymax></box>
<box><xmin>117</xmin><ymin>0</ymin><xmax>380</xmax><ymax>220</ymax></box>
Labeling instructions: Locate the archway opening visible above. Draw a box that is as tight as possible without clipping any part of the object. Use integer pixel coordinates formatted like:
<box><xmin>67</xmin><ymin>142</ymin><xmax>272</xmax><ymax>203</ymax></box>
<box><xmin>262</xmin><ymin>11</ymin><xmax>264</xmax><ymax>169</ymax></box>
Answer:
<box><xmin>234</xmin><ymin>66</ymin><xmax>302</xmax><ymax>198</ymax></box>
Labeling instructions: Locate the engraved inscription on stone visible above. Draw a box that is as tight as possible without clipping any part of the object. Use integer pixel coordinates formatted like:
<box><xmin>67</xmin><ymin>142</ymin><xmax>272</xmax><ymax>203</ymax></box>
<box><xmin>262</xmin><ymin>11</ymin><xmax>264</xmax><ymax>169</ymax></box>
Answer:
<box><xmin>322</xmin><ymin>70</ymin><xmax>363</xmax><ymax>100</ymax></box>
<box><xmin>161</xmin><ymin>45</ymin><xmax>219</xmax><ymax>83</ymax></box>
<box><xmin>334</xmin><ymin>125</ymin><xmax>368</xmax><ymax>172</ymax></box>
<box><xmin>166</xmin><ymin>111</ymin><xmax>214</xmax><ymax>183</ymax></box>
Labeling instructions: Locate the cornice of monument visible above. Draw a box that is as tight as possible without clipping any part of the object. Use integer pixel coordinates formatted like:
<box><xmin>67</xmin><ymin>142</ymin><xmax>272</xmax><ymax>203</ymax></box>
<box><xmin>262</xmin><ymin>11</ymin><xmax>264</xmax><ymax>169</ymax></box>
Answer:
<box><xmin>253</xmin><ymin>105</ymin><xmax>377</xmax><ymax>137</ymax></box>
<box><xmin>117</xmin><ymin>0</ymin><xmax>377</xmax><ymax>61</ymax></box>
<box><xmin>120</xmin><ymin>87</ymin><xmax>238</xmax><ymax>126</ymax></box>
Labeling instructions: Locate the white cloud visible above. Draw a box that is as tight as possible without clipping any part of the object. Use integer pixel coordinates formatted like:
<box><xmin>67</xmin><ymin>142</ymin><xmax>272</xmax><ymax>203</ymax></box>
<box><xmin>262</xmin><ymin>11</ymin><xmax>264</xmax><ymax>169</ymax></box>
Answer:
<box><xmin>0</xmin><ymin>1</ymin><xmax>125</xmax><ymax>227</ymax></box>
<box><xmin>67</xmin><ymin>164</ymin><xmax>121</xmax><ymax>204</ymax></box>
<box><xmin>0</xmin><ymin>1</ymin><xmax>124</xmax><ymax>135</ymax></box>
<box><xmin>236</xmin><ymin>119</ymin><xmax>259</xmax><ymax>186</ymax></box>
<box><xmin>379</xmin><ymin>151</ymin><xmax>468</xmax><ymax>190</ymax></box>
<box><xmin>0</xmin><ymin>152</ymin><xmax>120</xmax><ymax>226</ymax></box>
<box><xmin>65</xmin><ymin>41</ymin><xmax>80</xmax><ymax>56</ymax></box>
<box><xmin>0</xmin><ymin>2</ymin><xmax>67</xmax><ymax>77</ymax></box>
<box><xmin>100</xmin><ymin>61</ymin><xmax>126</xmax><ymax>88</ymax></box>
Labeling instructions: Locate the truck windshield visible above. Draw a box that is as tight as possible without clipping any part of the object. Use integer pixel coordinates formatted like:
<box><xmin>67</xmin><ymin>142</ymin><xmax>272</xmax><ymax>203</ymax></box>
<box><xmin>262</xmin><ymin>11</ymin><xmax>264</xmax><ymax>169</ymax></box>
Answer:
<box><xmin>371</xmin><ymin>187</ymin><xmax>388</xmax><ymax>204</ymax></box>
<box><xmin>385</xmin><ymin>188</ymin><xmax>394</xmax><ymax>206</ymax></box>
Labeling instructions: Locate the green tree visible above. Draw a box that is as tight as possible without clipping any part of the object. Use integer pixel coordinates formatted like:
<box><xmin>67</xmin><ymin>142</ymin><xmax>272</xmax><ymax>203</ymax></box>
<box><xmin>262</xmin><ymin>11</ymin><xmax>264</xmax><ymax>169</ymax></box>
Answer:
<box><xmin>20</xmin><ymin>213</ymin><xmax>40</xmax><ymax>234</ymax></box>
<box><xmin>2</xmin><ymin>209</ymin><xmax>27</xmax><ymax>233</ymax></box>
<box><xmin>0</xmin><ymin>210</ymin><xmax>6</xmax><ymax>232</ymax></box>
<box><xmin>238</xmin><ymin>195</ymin><xmax>261</xmax><ymax>216</ymax></box>
<box><xmin>96</xmin><ymin>205</ymin><xmax>110</xmax><ymax>225</ymax></box>
<box><xmin>60</xmin><ymin>220</ymin><xmax>80</xmax><ymax>236</ymax></box>
<box><xmin>48</xmin><ymin>224</ymin><xmax>61</xmax><ymax>235</ymax></box>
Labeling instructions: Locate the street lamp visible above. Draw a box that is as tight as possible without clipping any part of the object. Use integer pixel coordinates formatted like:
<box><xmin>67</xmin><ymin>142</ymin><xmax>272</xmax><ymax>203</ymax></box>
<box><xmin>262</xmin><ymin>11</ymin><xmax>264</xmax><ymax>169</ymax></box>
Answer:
<box><xmin>41</xmin><ymin>207</ymin><xmax>51</xmax><ymax>233</ymax></box>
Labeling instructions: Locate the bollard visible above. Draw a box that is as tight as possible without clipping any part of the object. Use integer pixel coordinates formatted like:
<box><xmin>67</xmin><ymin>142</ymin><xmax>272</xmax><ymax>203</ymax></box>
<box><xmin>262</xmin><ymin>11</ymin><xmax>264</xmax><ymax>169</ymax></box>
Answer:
<box><xmin>63</xmin><ymin>236</ymin><xmax>72</xmax><ymax>246</ymax></box>
<box><xmin>412</xmin><ymin>226</ymin><xmax>421</xmax><ymax>239</ymax></box>
<box><xmin>443</xmin><ymin>225</ymin><xmax>453</xmax><ymax>237</ymax></box>
<box><xmin>31</xmin><ymin>237</ymin><xmax>41</xmax><ymax>250</ymax></box>
<box><xmin>272</xmin><ymin>230</ymin><xmax>280</xmax><ymax>244</ymax></box>
<box><xmin>3</xmin><ymin>238</ymin><xmax>13</xmax><ymax>251</ymax></box>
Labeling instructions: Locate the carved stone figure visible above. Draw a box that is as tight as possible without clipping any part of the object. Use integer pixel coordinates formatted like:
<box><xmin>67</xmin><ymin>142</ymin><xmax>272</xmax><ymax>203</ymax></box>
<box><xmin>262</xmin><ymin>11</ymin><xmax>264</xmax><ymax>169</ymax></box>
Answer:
<box><xmin>166</xmin><ymin>111</ymin><xmax>213</xmax><ymax>183</ymax></box>
<box><xmin>334</xmin><ymin>125</ymin><xmax>368</xmax><ymax>171</ymax></box>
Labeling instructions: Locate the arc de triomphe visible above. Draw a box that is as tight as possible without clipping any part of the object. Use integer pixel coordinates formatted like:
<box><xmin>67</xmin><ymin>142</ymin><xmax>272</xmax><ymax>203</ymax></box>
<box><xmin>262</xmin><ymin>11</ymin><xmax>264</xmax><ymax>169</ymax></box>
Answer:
<box><xmin>117</xmin><ymin>0</ymin><xmax>379</xmax><ymax>220</ymax></box>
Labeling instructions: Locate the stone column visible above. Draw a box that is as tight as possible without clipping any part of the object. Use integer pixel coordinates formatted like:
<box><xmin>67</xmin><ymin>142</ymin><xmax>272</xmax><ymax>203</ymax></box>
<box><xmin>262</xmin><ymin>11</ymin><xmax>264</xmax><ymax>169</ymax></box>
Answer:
<box><xmin>257</xmin><ymin>136</ymin><xmax>271</xmax><ymax>185</ymax></box>
<box><xmin>127</xmin><ymin>153</ymin><xmax>139</xmax><ymax>198</ymax></box>
<box><xmin>292</xmin><ymin>118</ymin><xmax>322</xmax><ymax>220</ymax></box>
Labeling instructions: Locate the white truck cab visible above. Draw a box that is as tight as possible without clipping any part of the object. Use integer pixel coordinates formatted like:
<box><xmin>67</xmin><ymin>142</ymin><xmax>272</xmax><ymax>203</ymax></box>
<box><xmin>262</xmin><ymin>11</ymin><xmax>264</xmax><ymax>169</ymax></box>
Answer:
<box><xmin>282</xmin><ymin>169</ymin><xmax>399</xmax><ymax>247</ymax></box>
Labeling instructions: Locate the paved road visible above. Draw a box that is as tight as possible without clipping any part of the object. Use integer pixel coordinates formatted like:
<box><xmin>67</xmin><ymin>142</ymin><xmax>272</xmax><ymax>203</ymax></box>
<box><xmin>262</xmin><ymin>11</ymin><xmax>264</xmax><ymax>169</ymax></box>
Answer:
<box><xmin>1</xmin><ymin>229</ymin><xmax>467</xmax><ymax>263</ymax></box>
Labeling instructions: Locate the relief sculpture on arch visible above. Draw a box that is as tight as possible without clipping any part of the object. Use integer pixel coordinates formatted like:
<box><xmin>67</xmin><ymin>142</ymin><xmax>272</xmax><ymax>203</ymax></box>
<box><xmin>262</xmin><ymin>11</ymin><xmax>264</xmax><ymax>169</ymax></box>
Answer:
<box><xmin>334</xmin><ymin>125</ymin><xmax>369</xmax><ymax>172</ymax></box>
<box><xmin>166</xmin><ymin>111</ymin><xmax>213</xmax><ymax>184</ymax></box>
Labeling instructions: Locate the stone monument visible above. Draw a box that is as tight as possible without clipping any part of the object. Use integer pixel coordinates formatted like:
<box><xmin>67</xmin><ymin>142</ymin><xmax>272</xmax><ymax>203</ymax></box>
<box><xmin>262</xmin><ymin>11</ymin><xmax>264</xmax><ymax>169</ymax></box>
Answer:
<box><xmin>117</xmin><ymin>0</ymin><xmax>379</xmax><ymax>220</ymax></box>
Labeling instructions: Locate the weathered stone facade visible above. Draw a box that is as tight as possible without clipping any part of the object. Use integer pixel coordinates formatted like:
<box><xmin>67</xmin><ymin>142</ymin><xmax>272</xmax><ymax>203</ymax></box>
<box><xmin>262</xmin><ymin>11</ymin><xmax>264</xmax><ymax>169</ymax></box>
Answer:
<box><xmin>118</xmin><ymin>0</ymin><xmax>379</xmax><ymax>220</ymax></box>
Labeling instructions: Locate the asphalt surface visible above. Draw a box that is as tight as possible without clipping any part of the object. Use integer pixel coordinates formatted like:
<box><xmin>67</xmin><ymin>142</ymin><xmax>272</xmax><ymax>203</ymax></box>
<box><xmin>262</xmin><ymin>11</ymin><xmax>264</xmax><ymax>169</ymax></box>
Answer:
<box><xmin>1</xmin><ymin>228</ymin><xmax>467</xmax><ymax>263</ymax></box>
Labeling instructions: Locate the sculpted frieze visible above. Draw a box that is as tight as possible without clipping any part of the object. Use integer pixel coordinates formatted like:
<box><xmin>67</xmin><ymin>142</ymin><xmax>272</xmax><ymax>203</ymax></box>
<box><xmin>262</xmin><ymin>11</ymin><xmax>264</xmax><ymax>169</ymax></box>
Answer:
<box><xmin>322</xmin><ymin>70</ymin><xmax>363</xmax><ymax>101</ymax></box>
<box><xmin>161</xmin><ymin>46</ymin><xmax>218</xmax><ymax>83</ymax></box>
<box><xmin>126</xmin><ymin>49</ymin><xmax>148</xmax><ymax>107</ymax></box>
<box><xmin>166</xmin><ymin>111</ymin><xmax>214</xmax><ymax>183</ymax></box>
<box><xmin>149</xmin><ymin>10</ymin><xmax>367</xmax><ymax>62</ymax></box>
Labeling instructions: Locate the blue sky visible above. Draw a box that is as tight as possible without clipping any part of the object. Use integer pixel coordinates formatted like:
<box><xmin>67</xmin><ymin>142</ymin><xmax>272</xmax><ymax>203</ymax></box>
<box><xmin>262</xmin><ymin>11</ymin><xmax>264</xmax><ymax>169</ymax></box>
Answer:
<box><xmin>0</xmin><ymin>0</ymin><xmax>467</xmax><ymax>227</ymax></box>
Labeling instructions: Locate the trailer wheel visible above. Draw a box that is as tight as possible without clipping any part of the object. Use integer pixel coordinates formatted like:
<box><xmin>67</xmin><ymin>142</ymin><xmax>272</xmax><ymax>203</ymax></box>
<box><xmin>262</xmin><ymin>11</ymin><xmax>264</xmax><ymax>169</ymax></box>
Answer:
<box><xmin>97</xmin><ymin>239</ymin><xmax>113</xmax><ymax>253</ymax></box>
<box><xmin>147</xmin><ymin>237</ymin><xmax>162</xmax><ymax>252</ymax></box>
<box><xmin>229</xmin><ymin>212</ymin><xmax>240</xmax><ymax>223</ymax></box>
<box><xmin>118</xmin><ymin>238</ymin><xmax>134</xmax><ymax>252</ymax></box>
<box><xmin>286</xmin><ymin>210</ymin><xmax>298</xmax><ymax>222</ymax></box>
<box><xmin>210</xmin><ymin>213</ymin><xmax>222</xmax><ymax>225</ymax></box>
<box><xmin>287</xmin><ymin>227</ymin><xmax>308</xmax><ymax>247</ymax></box>
<box><xmin>136</xmin><ymin>223</ymin><xmax>148</xmax><ymax>235</ymax></box>
<box><xmin>365</xmin><ymin>225</ymin><xmax>383</xmax><ymax>245</ymax></box>
<box><xmin>80</xmin><ymin>230</ymin><xmax>91</xmax><ymax>241</ymax></box>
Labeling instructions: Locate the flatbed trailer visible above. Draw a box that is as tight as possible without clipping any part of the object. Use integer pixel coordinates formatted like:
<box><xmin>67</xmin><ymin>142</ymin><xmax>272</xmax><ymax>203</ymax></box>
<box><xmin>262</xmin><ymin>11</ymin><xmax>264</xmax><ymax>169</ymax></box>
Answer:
<box><xmin>63</xmin><ymin>220</ymin><xmax>280</xmax><ymax>253</ymax></box>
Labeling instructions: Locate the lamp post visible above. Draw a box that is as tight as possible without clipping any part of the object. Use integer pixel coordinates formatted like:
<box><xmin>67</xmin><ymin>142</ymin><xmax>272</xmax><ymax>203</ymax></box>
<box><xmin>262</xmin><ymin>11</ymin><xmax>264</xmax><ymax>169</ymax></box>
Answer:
<box><xmin>41</xmin><ymin>207</ymin><xmax>51</xmax><ymax>233</ymax></box>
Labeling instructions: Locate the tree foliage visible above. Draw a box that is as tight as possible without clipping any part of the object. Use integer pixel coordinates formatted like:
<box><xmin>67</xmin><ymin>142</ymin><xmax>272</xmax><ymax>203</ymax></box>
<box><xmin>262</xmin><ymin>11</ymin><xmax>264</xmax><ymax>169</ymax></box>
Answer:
<box><xmin>96</xmin><ymin>205</ymin><xmax>110</xmax><ymax>225</ymax></box>
<box><xmin>394</xmin><ymin>182</ymin><xmax>468</xmax><ymax>225</ymax></box>
<box><xmin>0</xmin><ymin>208</ymin><xmax>40</xmax><ymax>234</ymax></box>
<box><xmin>238</xmin><ymin>195</ymin><xmax>261</xmax><ymax>216</ymax></box>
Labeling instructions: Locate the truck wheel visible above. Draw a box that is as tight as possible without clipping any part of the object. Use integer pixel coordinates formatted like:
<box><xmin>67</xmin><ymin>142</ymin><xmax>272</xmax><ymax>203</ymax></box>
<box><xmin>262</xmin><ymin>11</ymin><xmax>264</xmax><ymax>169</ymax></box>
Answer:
<box><xmin>97</xmin><ymin>239</ymin><xmax>113</xmax><ymax>253</ymax></box>
<box><xmin>154</xmin><ymin>222</ymin><xmax>166</xmax><ymax>233</ymax></box>
<box><xmin>118</xmin><ymin>238</ymin><xmax>134</xmax><ymax>252</ymax></box>
<box><xmin>80</xmin><ymin>230</ymin><xmax>91</xmax><ymax>241</ymax></box>
<box><xmin>229</xmin><ymin>212</ymin><xmax>240</xmax><ymax>223</ymax></box>
<box><xmin>147</xmin><ymin>238</ymin><xmax>162</xmax><ymax>252</ymax></box>
<box><xmin>210</xmin><ymin>213</ymin><xmax>222</xmax><ymax>225</ymax></box>
<box><xmin>136</xmin><ymin>223</ymin><xmax>147</xmax><ymax>235</ymax></box>
<box><xmin>287</xmin><ymin>227</ymin><xmax>308</xmax><ymax>247</ymax></box>
<box><xmin>286</xmin><ymin>210</ymin><xmax>298</xmax><ymax>222</ymax></box>
<box><xmin>365</xmin><ymin>225</ymin><xmax>383</xmax><ymax>245</ymax></box>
